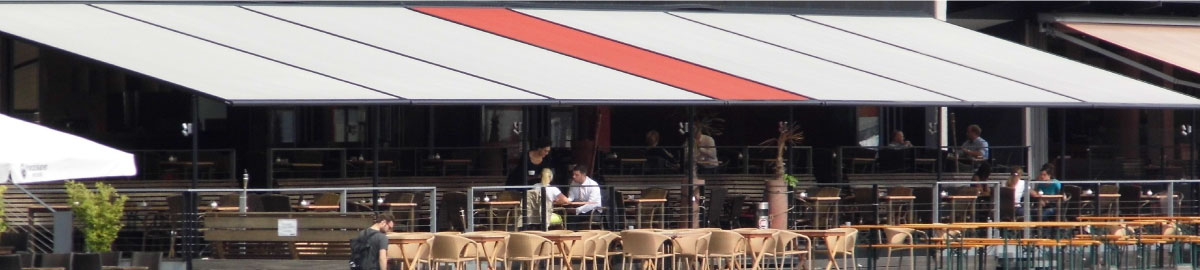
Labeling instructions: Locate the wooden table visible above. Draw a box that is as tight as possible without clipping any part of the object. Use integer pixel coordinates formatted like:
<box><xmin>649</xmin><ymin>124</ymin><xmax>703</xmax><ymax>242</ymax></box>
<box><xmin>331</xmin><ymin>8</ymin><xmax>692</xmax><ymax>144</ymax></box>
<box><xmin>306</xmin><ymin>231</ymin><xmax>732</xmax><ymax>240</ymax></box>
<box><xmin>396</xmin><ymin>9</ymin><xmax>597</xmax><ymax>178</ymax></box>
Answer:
<box><xmin>388</xmin><ymin>233</ymin><xmax>434</xmax><ymax>270</ymax></box>
<box><xmin>383</xmin><ymin>202</ymin><xmax>420</xmax><ymax>232</ymax></box>
<box><xmin>462</xmin><ymin>232</ymin><xmax>508</xmax><ymax>270</ymax></box>
<box><xmin>293</xmin><ymin>204</ymin><xmax>339</xmax><ymax>212</ymax></box>
<box><xmin>794</xmin><ymin>229</ymin><xmax>848</xmax><ymax>270</ymax></box>
<box><xmin>626</xmin><ymin>198</ymin><xmax>667</xmax><ymax>229</ymax></box>
<box><xmin>23</xmin><ymin>268</ymin><xmax>65</xmax><ymax>270</ymax></box>
<box><xmin>803</xmin><ymin>196</ymin><xmax>841</xmax><ymax>229</ymax></box>
<box><xmin>737</xmin><ymin>230</ymin><xmax>777</xmax><ymax>270</ymax></box>
<box><xmin>1032</xmin><ymin>194</ymin><xmax>1065</xmax><ymax>221</ymax></box>
<box><xmin>526</xmin><ymin>232</ymin><xmax>585</xmax><ymax>270</ymax></box>
<box><xmin>102</xmin><ymin>267</ymin><xmax>150</xmax><ymax>270</ymax></box>
<box><xmin>882</xmin><ymin>196</ymin><xmax>916</xmax><ymax>225</ymax></box>
<box><xmin>476</xmin><ymin>201</ymin><xmax>521</xmax><ymax>231</ymax></box>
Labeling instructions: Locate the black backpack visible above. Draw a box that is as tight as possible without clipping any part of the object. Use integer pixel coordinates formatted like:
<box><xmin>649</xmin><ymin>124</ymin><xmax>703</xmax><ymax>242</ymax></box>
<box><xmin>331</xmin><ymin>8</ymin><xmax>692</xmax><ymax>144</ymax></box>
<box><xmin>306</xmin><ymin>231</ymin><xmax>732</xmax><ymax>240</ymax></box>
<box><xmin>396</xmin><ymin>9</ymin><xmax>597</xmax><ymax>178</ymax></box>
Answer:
<box><xmin>349</xmin><ymin>229</ymin><xmax>380</xmax><ymax>270</ymax></box>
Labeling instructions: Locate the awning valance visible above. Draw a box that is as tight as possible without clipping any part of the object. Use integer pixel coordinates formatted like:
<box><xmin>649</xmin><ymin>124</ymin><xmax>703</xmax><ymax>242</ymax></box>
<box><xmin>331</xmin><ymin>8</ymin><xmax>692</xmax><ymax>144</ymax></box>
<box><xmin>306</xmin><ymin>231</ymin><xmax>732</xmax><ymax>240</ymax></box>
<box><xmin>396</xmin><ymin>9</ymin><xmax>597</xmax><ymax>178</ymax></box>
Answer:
<box><xmin>0</xmin><ymin>4</ymin><xmax>1196</xmax><ymax>107</ymax></box>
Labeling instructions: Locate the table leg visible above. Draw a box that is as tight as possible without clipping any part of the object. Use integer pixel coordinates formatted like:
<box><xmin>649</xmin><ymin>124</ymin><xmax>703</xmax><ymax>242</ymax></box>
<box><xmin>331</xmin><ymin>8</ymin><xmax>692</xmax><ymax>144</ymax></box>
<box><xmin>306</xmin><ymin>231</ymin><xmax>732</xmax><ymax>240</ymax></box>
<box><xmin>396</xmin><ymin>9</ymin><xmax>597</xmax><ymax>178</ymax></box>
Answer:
<box><xmin>636</xmin><ymin>203</ymin><xmax>644</xmax><ymax>229</ymax></box>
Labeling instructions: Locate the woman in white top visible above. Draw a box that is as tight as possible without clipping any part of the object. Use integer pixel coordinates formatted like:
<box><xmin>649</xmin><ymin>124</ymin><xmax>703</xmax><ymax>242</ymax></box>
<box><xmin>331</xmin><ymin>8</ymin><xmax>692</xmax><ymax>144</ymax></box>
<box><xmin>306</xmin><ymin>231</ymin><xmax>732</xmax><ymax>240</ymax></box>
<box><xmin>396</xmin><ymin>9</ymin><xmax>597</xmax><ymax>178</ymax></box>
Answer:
<box><xmin>1007</xmin><ymin>167</ymin><xmax>1026</xmax><ymax>209</ymax></box>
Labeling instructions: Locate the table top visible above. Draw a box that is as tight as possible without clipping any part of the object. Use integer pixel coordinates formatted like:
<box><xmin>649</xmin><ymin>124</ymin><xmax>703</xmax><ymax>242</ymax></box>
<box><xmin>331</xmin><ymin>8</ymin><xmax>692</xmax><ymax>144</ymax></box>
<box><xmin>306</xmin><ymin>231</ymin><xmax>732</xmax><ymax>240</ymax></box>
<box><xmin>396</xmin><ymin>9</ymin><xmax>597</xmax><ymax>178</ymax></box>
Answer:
<box><xmin>619</xmin><ymin>158</ymin><xmax>648</xmax><ymax>162</ymax></box>
<box><xmin>462</xmin><ymin>232</ymin><xmax>508</xmax><ymax>242</ymax></box>
<box><xmin>1080</xmin><ymin>194</ymin><xmax>1121</xmax><ymax>198</ymax></box>
<box><xmin>735</xmin><ymin>230</ymin><xmax>777</xmax><ymax>238</ymax></box>
<box><xmin>294</xmin><ymin>205</ymin><xmax>340</xmax><ymax>211</ymax></box>
<box><xmin>897</xmin><ymin>223</ymin><xmax>981</xmax><ymax>229</ymax></box>
<box><xmin>1078</xmin><ymin>216</ymin><xmax>1200</xmax><ymax>221</ymax></box>
<box><xmin>626</xmin><ymin>198</ymin><xmax>667</xmax><ymax>203</ymax></box>
<box><xmin>24</xmin><ymin>268</ymin><xmax>66</xmax><ymax>270</ymax></box>
<box><xmin>946</xmin><ymin>195</ymin><xmax>978</xmax><ymax>200</ymax></box>
<box><xmin>805</xmin><ymin>196</ymin><xmax>841</xmax><ymax>201</ymax></box>
<box><xmin>476</xmin><ymin>201</ymin><xmax>521</xmax><ymax>206</ymax></box>
<box><xmin>882</xmin><ymin>196</ymin><xmax>916</xmax><ymax>200</ymax></box>
<box><xmin>427</xmin><ymin>159</ymin><xmax>472</xmax><ymax>163</ymax></box>
<box><xmin>557</xmin><ymin>201</ymin><xmax>598</xmax><ymax>206</ymax></box>
<box><xmin>1033</xmin><ymin>194</ymin><xmax>1065</xmax><ymax>200</ymax></box>
<box><xmin>102</xmin><ymin>267</ymin><xmax>150</xmax><ymax>270</ymax></box>
<box><xmin>289</xmin><ymin>162</ymin><xmax>324</xmax><ymax>167</ymax></box>
<box><xmin>159</xmin><ymin>161</ymin><xmax>216</xmax><ymax>166</ymax></box>
<box><xmin>792</xmin><ymin>229</ymin><xmax>844</xmax><ymax>237</ymax></box>
<box><xmin>526</xmin><ymin>231</ymin><xmax>585</xmax><ymax>241</ymax></box>
<box><xmin>382</xmin><ymin>202</ymin><xmax>419</xmax><ymax>207</ymax></box>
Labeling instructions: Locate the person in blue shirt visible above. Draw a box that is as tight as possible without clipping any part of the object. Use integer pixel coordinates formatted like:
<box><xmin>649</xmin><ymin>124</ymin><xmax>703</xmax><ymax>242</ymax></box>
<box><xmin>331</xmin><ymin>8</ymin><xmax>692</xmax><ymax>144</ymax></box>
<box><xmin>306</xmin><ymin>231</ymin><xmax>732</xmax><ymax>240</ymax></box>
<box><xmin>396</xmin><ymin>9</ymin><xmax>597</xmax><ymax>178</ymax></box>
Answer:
<box><xmin>1033</xmin><ymin>163</ymin><xmax>1062</xmax><ymax>220</ymax></box>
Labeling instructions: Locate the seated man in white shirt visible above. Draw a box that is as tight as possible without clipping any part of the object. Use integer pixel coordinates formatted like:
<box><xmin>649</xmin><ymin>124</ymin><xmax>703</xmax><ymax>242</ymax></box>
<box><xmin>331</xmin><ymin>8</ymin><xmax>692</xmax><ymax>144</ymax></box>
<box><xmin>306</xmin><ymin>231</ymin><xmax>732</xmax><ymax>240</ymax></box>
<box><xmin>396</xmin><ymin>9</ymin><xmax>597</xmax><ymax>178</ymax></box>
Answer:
<box><xmin>567</xmin><ymin>165</ymin><xmax>603</xmax><ymax>214</ymax></box>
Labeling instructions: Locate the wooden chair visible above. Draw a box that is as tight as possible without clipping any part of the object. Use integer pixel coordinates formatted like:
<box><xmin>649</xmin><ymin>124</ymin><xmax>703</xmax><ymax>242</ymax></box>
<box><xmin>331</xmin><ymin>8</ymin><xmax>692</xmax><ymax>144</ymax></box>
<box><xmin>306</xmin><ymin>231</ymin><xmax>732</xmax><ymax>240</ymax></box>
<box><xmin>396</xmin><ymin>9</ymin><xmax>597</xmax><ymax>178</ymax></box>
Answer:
<box><xmin>765</xmin><ymin>230</ymin><xmax>811</xmax><ymax>270</ymax></box>
<box><xmin>881</xmin><ymin>228</ymin><xmax>915</xmax><ymax>270</ymax></box>
<box><xmin>430</xmin><ymin>234</ymin><xmax>481</xmax><ymax>270</ymax></box>
<box><xmin>620</xmin><ymin>230</ymin><xmax>673</xmax><ymax>270</ymax></box>
<box><xmin>705</xmin><ymin>230</ymin><xmax>746</xmax><ymax>270</ymax></box>
<box><xmin>505</xmin><ymin>233</ymin><xmax>554</xmax><ymax>270</ymax></box>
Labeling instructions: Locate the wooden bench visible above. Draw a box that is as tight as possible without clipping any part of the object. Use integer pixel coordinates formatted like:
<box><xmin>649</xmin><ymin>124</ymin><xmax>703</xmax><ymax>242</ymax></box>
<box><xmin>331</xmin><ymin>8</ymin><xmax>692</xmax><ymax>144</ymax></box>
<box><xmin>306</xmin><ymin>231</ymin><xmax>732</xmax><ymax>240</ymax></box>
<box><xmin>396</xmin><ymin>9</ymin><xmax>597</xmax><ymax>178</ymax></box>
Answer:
<box><xmin>204</xmin><ymin>212</ymin><xmax>374</xmax><ymax>260</ymax></box>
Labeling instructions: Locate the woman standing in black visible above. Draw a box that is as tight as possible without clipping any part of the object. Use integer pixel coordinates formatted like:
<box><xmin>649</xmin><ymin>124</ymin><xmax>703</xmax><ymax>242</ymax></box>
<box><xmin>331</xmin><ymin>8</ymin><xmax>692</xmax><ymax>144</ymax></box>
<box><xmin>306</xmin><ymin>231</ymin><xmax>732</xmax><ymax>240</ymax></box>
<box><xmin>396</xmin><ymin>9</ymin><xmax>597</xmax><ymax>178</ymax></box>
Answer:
<box><xmin>507</xmin><ymin>139</ymin><xmax>554</xmax><ymax>186</ymax></box>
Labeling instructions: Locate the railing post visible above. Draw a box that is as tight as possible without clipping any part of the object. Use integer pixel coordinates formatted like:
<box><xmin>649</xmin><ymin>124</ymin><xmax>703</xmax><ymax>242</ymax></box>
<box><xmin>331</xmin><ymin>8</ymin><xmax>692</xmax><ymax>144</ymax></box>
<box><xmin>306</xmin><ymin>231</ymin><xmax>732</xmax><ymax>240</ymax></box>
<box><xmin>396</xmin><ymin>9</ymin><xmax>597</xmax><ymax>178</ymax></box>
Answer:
<box><xmin>466</xmin><ymin>187</ymin><xmax>475</xmax><ymax>232</ymax></box>
<box><xmin>1168</xmin><ymin>182</ymin><xmax>1176</xmax><ymax>217</ymax></box>
<box><xmin>430</xmin><ymin>187</ymin><xmax>438</xmax><ymax>233</ymax></box>
<box><xmin>932</xmin><ymin>183</ymin><xmax>940</xmax><ymax>223</ymax></box>
<box><xmin>340</xmin><ymin>189</ymin><xmax>347</xmax><ymax>213</ymax></box>
<box><xmin>340</xmin><ymin>149</ymin><xmax>348</xmax><ymax>178</ymax></box>
<box><xmin>266</xmin><ymin>148</ymin><xmax>274</xmax><ymax>188</ymax></box>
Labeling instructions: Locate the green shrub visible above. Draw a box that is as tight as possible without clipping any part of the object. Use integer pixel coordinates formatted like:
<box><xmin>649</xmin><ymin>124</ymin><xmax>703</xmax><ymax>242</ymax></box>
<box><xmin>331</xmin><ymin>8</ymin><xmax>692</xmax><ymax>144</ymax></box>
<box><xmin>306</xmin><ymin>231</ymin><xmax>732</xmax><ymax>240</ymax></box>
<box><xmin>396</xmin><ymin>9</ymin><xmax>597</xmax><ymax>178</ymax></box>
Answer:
<box><xmin>64</xmin><ymin>181</ymin><xmax>127</xmax><ymax>252</ymax></box>
<box><xmin>0</xmin><ymin>185</ymin><xmax>7</xmax><ymax>233</ymax></box>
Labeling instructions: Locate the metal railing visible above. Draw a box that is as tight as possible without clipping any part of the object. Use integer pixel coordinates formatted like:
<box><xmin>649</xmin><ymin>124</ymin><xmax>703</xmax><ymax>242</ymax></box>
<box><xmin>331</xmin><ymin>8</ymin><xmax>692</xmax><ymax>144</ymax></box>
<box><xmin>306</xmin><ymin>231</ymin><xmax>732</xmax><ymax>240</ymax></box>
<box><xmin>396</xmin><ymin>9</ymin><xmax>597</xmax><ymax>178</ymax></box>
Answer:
<box><xmin>1081</xmin><ymin>145</ymin><xmax>1197</xmax><ymax>180</ymax></box>
<box><xmin>127</xmin><ymin>149</ymin><xmax>236</xmax><ymax>180</ymax></box>
<box><xmin>465</xmin><ymin>184</ymin><xmax>706</xmax><ymax>232</ymax></box>
<box><xmin>836</xmin><ymin>145</ymin><xmax>1030</xmax><ymax>176</ymax></box>
<box><xmin>785</xmin><ymin>180</ymin><xmax>1006</xmax><ymax>230</ymax></box>
<box><xmin>7</xmin><ymin>186</ymin><xmax>437</xmax><ymax>256</ymax></box>
<box><xmin>267</xmin><ymin>146</ymin><xmax>510</xmax><ymax>180</ymax></box>
<box><xmin>603</xmin><ymin>145</ymin><xmax>814</xmax><ymax>175</ymax></box>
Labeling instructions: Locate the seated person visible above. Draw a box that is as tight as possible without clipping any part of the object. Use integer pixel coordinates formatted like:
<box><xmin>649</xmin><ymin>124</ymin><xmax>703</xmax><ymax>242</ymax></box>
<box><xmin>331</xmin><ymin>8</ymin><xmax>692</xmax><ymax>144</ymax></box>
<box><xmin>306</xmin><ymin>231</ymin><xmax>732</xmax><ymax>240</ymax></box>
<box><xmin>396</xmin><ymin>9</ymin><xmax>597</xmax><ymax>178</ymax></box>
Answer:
<box><xmin>644</xmin><ymin>130</ymin><xmax>678</xmax><ymax>173</ymax></box>
<box><xmin>1032</xmin><ymin>163</ymin><xmax>1062</xmax><ymax>219</ymax></box>
<box><xmin>1008</xmin><ymin>167</ymin><xmax>1026</xmax><ymax>212</ymax></box>
<box><xmin>567</xmin><ymin>165</ymin><xmax>602</xmax><ymax>214</ymax></box>
<box><xmin>887</xmin><ymin>130</ymin><xmax>913</xmax><ymax>148</ymax></box>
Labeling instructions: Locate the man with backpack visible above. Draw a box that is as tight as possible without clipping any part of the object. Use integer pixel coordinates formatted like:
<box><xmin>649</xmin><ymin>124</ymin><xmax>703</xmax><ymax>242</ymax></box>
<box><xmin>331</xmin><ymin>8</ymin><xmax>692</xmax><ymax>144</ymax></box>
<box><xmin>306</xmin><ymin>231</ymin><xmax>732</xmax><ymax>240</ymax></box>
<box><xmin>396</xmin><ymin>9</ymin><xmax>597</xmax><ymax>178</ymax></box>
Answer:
<box><xmin>351</xmin><ymin>214</ymin><xmax>394</xmax><ymax>270</ymax></box>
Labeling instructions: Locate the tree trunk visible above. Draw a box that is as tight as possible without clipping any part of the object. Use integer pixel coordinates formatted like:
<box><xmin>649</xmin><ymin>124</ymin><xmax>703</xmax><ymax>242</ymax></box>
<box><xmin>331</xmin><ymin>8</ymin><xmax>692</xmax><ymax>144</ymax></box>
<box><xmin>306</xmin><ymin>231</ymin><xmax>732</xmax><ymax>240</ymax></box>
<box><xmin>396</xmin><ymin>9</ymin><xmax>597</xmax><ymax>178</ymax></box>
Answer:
<box><xmin>768</xmin><ymin>163</ymin><xmax>789</xmax><ymax>229</ymax></box>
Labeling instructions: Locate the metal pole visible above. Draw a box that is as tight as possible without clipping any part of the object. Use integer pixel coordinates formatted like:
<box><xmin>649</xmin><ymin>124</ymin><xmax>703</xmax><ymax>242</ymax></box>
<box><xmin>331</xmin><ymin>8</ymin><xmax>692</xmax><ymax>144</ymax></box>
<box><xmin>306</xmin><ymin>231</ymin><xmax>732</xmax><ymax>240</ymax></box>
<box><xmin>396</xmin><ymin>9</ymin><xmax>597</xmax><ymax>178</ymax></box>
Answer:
<box><xmin>192</xmin><ymin>95</ymin><xmax>199</xmax><ymax>189</ymax></box>
<box><xmin>186</xmin><ymin>95</ymin><xmax>199</xmax><ymax>270</ymax></box>
<box><xmin>466</xmin><ymin>187</ymin><xmax>475</xmax><ymax>232</ymax></box>
<box><xmin>429</xmin><ymin>187</ymin><xmax>438</xmax><ymax>233</ymax></box>
<box><xmin>686</xmin><ymin>106</ymin><xmax>696</xmax><ymax>227</ymax></box>
<box><xmin>372</xmin><ymin>106</ymin><xmax>380</xmax><ymax>210</ymax></box>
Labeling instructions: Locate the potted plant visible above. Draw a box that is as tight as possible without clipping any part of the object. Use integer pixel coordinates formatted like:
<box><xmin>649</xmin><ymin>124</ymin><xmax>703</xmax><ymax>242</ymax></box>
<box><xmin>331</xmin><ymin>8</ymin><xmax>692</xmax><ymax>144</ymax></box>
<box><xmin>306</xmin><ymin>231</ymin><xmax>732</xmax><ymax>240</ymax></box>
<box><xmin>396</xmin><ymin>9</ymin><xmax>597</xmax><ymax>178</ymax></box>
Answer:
<box><xmin>64</xmin><ymin>180</ymin><xmax>127</xmax><ymax>252</ymax></box>
<box><xmin>760</xmin><ymin>122</ymin><xmax>804</xmax><ymax>229</ymax></box>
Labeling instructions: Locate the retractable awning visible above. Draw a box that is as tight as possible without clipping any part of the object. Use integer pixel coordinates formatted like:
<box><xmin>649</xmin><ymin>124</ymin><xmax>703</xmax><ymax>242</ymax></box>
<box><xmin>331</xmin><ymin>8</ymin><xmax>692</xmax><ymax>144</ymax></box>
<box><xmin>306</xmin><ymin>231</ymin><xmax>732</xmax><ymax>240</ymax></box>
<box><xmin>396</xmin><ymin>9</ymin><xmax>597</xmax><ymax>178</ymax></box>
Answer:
<box><xmin>1054</xmin><ymin>17</ymin><xmax>1200</xmax><ymax>76</ymax></box>
<box><xmin>0</xmin><ymin>4</ymin><xmax>1196</xmax><ymax>107</ymax></box>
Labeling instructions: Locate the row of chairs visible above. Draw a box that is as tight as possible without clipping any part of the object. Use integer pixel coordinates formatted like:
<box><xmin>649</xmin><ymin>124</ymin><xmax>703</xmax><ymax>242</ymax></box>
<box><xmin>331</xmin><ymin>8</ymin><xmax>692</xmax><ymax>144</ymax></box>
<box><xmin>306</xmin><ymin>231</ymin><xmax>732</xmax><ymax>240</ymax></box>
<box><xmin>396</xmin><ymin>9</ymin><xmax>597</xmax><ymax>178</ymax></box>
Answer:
<box><xmin>0</xmin><ymin>251</ymin><xmax>160</xmax><ymax>270</ymax></box>
<box><xmin>390</xmin><ymin>228</ymin><xmax>830</xmax><ymax>270</ymax></box>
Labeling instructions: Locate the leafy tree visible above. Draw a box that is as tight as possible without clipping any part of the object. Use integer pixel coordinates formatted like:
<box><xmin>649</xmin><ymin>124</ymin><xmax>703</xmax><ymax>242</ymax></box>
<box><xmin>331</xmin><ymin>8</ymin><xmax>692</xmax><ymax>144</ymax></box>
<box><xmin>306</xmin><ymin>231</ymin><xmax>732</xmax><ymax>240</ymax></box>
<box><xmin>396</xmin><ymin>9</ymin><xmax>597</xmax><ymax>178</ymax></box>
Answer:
<box><xmin>64</xmin><ymin>181</ymin><xmax>127</xmax><ymax>252</ymax></box>
<box><xmin>0</xmin><ymin>185</ymin><xmax>7</xmax><ymax>233</ymax></box>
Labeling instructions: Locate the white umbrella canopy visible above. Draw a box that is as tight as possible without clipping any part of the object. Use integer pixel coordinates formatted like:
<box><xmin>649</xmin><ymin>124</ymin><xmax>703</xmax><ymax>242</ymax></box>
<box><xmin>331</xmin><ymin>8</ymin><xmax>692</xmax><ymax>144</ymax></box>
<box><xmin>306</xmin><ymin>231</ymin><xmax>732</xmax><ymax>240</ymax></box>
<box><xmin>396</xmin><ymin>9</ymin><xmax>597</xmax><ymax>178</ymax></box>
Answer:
<box><xmin>0</xmin><ymin>114</ymin><xmax>136</xmax><ymax>184</ymax></box>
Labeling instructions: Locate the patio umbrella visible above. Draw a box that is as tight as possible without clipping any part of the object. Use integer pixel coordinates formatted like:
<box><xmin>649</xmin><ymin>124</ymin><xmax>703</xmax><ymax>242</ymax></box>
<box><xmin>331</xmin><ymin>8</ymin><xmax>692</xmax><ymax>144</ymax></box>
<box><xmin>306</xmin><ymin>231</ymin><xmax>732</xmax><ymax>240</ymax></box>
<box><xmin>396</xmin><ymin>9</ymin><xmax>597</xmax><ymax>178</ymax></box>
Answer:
<box><xmin>0</xmin><ymin>114</ymin><xmax>136</xmax><ymax>184</ymax></box>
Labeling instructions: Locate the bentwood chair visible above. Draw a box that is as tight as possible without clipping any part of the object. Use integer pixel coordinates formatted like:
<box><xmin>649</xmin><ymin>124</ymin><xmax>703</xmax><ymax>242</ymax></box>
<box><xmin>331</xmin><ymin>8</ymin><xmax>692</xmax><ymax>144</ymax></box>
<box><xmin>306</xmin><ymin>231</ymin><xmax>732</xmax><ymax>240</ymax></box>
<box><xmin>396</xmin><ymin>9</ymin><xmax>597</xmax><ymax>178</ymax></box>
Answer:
<box><xmin>705</xmin><ymin>230</ymin><xmax>747</xmax><ymax>270</ymax></box>
<box><xmin>672</xmin><ymin>231</ymin><xmax>711</xmax><ymax>270</ymax></box>
<box><xmin>765</xmin><ymin>230</ymin><xmax>811</xmax><ymax>270</ymax></box>
<box><xmin>620</xmin><ymin>230</ymin><xmax>673</xmax><ymax>270</ymax></box>
<box><xmin>430</xmin><ymin>234</ymin><xmax>481</xmax><ymax>270</ymax></box>
<box><xmin>505</xmin><ymin>233</ymin><xmax>555</xmax><ymax>270</ymax></box>
<box><xmin>881</xmin><ymin>228</ymin><xmax>916</xmax><ymax>270</ymax></box>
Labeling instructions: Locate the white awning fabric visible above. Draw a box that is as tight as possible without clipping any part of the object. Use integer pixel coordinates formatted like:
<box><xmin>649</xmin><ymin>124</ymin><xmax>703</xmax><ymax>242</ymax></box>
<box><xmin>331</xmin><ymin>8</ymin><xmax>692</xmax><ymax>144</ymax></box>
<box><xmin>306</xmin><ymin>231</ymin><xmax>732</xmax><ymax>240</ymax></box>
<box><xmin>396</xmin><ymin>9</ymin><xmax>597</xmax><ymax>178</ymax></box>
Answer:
<box><xmin>0</xmin><ymin>3</ymin><xmax>1196</xmax><ymax>107</ymax></box>
<box><xmin>0</xmin><ymin>114</ymin><xmax>136</xmax><ymax>184</ymax></box>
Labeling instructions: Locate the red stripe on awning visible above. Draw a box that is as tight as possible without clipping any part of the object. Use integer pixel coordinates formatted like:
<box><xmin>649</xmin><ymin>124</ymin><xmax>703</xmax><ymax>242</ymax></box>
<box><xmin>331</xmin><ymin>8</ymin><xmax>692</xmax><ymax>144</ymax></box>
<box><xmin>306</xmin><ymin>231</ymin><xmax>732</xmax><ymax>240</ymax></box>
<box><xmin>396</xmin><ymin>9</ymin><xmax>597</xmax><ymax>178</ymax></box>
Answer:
<box><xmin>413</xmin><ymin>7</ymin><xmax>808</xmax><ymax>101</ymax></box>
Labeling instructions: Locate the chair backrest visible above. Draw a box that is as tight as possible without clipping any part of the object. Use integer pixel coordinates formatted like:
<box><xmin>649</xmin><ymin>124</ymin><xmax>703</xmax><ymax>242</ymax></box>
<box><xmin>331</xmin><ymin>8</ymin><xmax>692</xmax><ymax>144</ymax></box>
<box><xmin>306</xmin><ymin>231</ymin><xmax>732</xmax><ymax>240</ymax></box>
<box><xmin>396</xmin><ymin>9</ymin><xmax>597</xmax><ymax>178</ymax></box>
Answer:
<box><xmin>431</xmin><ymin>234</ymin><xmax>476</xmax><ymax>259</ymax></box>
<box><xmin>0</xmin><ymin>255</ymin><xmax>22</xmax><ymax>270</ymax></box>
<box><xmin>99</xmin><ymin>251</ymin><xmax>122</xmax><ymax>266</ymax></box>
<box><xmin>770</xmin><ymin>230</ymin><xmax>803</xmax><ymax>254</ymax></box>
<box><xmin>888</xmin><ymin>187</ymin><xmax>913</xmax><ymax>197</ymax></box>
<box><xmin>882</xmin><ymin>228</ymin><xmax>913</xmax><ymax>245</ymax></box>
<box><xmin>131</xmin><ymin>252</ymin><xmax>162</xmax><ymax>270</ymax></box>
<box><xmin>619</xmin><ymin>231</ymin><xmax>670</xmax><ymax>256</ymax></box>
<box><xmin>246</xmin><ymin>193</ymin><xmax>265</xmax><ymax>212</ymax></box>
<box><xmin>816</xmin><ymin>187</ymin><xmax>841</xmax><ymax>198</ymax></box>
<box><xmin>72</xmin><ymin>253</ymin><xmax>102</xmax><ymax>270</ymax></box>
<box><xmin>724</xmin><ymin>196</ymin><xmax>747</xmax><ymax>228</ymax></box>
<box><xmin>829</xmin><ymin>228</ymin><xmax>858</xmax><ymax>254</ymax></box>
<box><xmin>999</xmin><ymin>187</ymin><xmax>1016</xmax><ymax>221</ymax></box>
<box><xmin>705</xmin><ymin>187</ymin><xmax>728</xmax><ymax>227</ymax></box>
<box><xmin>383</xmin><ymin>192</ymin><xmax>410</xmax><ymax>204</ymax></box>
<box><xmin>672</xmin><ymin>232</ymin><xmax>711</xmax><ymax>255</ymax></box>
<box><xmin>497</xmin><ymin>190</ymin><xmax>522</xmax><ymax>202</ymax></box>
<box><xmin>567</xmin><ymin>231</ymin><xmax>599</xmax><ymax>256</ymax></box>
<box><xmin>17</xmin><ymin>252</ymin><xmax>33</xmax><ymax>267</ymax></box>
<box><xmin>313</xmin><ymin>193</ymin><xmax>341</xmax><ymax>206</ymax></box>
<box><xmin>954</xmin><ymin>186</ymin><xmax>980</xmax><ymax>196</ymax></box>
<box><xmin>0</xmin><ymin>232</ymin><xmax>29</xmax><ymax>252</ymax></box>
<box><xmin>1118</xmin><ymin>185</ymin><xmax>1143</xmax><ymax>213</ymax></box>
<box><xmin>642</xmin><ymin>188</ymin><xmax>667</xmax><ymax>200</ymax></box>
<box><xmin>706</xmin><ymin>230</ymin><xmax>746</xmax><ymax>255</ymax></box>
<box><xmin>439</xmin><ymin>192</ymin><xmax>470</xmax><ymax>231</ymax></box>
<box><xmin>39</xmin><ymin>253</ymin><xmax>71</xmax><ymax>269</ymax></box>
<box><xmin>218</xmin><ymin>193</ymin><xmax>240</xmax><ymax>208</ymax></box>
<box><xmin>912</xmin><ymin>187</ymin><xmax>933</xmax><ymax>223</ymax></box>
<box><xmin>260</xmin><ymin>194</ymin><xmax>293</xmax><ymax>212</ymax></box>
<box><xmin>507</xmin><ymin>233</ymin><xmax>553</xmax><ymax>258</ymax></box>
